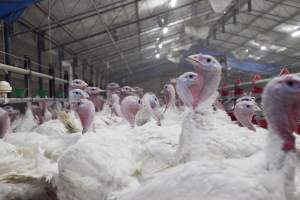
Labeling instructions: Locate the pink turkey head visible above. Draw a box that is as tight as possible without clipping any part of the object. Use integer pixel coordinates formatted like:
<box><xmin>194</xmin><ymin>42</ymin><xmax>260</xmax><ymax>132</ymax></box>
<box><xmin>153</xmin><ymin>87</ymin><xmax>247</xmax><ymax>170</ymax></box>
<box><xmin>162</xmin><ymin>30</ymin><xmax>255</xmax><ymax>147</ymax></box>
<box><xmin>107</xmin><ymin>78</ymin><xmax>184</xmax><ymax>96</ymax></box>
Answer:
<box><xmin>186</xmin><ymin>53</ymin><xmax>222</xmax><ymax>74</ymax></box>
<box><xmin>86</xmin><ymin>87</ymin><xmax>103</xmax><ymax>96</ymax></box>
<box><xmin>121</xmin><ymin>86</ymin><xmax>134</xmax><ymax>96</ymax></box>
<box><xmin>185</xmin><ymin>53</ymin><xmax>222</xmax><ymax>107</ymax></box>
<box><xmin>262</xmin><ymin>75</ymin><xmax>300</xmax><ymax>151</ymax></box>
<box><xmin>163</xmin><ymin>84</ymin><xmax>176</xmax><ymax>109</ymax></box>
<box><xmin>74</xmin><ymin>99</ymin><xmax>95</xmax><ymax>134</ymax></box>
<box><xmin>70</xmin><ymin>79</ymin><xmax>88</xmax><ymax>90</ymax></box>
<box><xmin>234</xmin><ymin>99</ymin><xmax>260</xmax><ymax>132</ymax></box>
<box><xmin>3</xmin><ymin>105</ymin><xmax>20</xmax><ymax>123</ymax></box>
<box><xmin>121</xmin><ymin>96</ymin><xmax>143</xmax><ymax>128</ymax></box>
<box><xmin>176</xmin><ymin>72</ymin><xmax>204</xmax><ymax>109</ymax></box>
<box><xmin>142</xmin><ymin>93</ymin><xmax>161</xmax><ymax>126</ymax></box>
<box><xmin>69</xmin><ymin>89</ymin><xmax>89</xmax><ymax>104</ymax></box>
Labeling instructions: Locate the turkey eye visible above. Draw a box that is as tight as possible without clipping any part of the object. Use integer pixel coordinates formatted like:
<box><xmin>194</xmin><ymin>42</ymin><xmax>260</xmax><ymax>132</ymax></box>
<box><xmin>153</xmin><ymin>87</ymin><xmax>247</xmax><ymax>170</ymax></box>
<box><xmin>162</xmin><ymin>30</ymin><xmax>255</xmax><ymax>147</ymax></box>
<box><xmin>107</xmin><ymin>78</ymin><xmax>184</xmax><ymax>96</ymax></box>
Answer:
<box><xmin>138</xmin><ymin>100</ymin><xmax>141</xmax><ymax>104</ymax></box>
<box><xmin>286</xmin><ymin>81</ymin><xmax>294</xmax><ymax>87</ymax></box>
<box><xmin>206</xmin><ymin>58</ymin><xmax>211</xmax><ymax>63</ymax></box>
<box><xmin>188</xmin><ymin>75</ymin><xmax>194</xmax><ymax>79</ymax></box>
<box><xmin>246</xmin><ymin>105</ymin><xmax>250</xmax><ymax>108</ymax></box>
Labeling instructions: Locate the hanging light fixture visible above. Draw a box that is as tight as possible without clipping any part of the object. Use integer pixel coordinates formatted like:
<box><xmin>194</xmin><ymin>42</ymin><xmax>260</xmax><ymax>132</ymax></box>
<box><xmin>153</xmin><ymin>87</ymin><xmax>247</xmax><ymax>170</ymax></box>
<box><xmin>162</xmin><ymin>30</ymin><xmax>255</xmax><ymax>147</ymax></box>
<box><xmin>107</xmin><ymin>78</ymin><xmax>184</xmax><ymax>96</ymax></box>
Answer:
<box><xmin>170</xmin><ymin>0</ymin><xmax>177</xmax><ymax>8</ymax></box>
<box><xmin>158</xmin><ymin>43</ymin><xmax>163</xmax><ymax>49</ymax></box>
<box><xmin>162</xmin><ymin>27</ymin><xmax>168</xmax><ymax>34</ymax></box>
<box><xmin>260</xmin><ymin>45</ymin><xmax>267</xmax><ymax>51</ymax></box>
<box><xmin>292</xmin><ymin>30</ymin><xmax>300</xmax><ymax>37</ymax></box>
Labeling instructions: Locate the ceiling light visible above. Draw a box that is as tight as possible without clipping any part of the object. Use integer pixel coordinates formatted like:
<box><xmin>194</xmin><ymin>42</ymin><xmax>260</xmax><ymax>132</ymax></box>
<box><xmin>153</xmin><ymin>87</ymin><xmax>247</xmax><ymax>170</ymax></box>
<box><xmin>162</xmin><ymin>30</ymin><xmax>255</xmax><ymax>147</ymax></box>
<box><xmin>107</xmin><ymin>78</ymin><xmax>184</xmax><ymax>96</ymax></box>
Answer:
<box><xmin>158</xmin><ymin>43</ymin><xmax>163</xmax><ymax>49</ymax></box>
<box><xmin>156</xmin><ymin>37</ymin><xmax>160</xmax><ymax>41</ymax></box>
<box><xmin>254</xmin><ymin>56</ymin><xmax>261</xmax><ymax>60</ymax></box>
<box><xmin>170</xmin><ymin>0</ymin><xmax>177</xmax><ymax>8</ymax></box>
<box><xmin>162</xmin><ymin>27</ymin><xmax>168</xmax><ymax>34</ymax></box>
<box><xmin>277</xmin><ymin>47</ymin><xmax>287</xmax><ymax>52</ymax></box>
<box><xmin>245</xmin><ymin>49</ymin><xmax>249</xmax><ymax>53</ymax></box>
<box><xmin>249</xmin><ymin>40</ymin><xmax>260</xmax><ymax>47</ymax></box>
<box><xmin>260</xmin><ymin>45</ymin><xmax>267</xmax><ymax>51</ymax></box>
<box><xmin>248</xmin><ymin>54</ymin><xmax>254</xmax><ymax>58</ymax></box>
<box><xmin>292</xmin><ymin>30</ymin><xmax>300</xmax><ymax>37</ymax></box>
<box><xmin>155</xmin><ymin>53</ymin><xmax>160</xmax><ymax>59</ymax></box>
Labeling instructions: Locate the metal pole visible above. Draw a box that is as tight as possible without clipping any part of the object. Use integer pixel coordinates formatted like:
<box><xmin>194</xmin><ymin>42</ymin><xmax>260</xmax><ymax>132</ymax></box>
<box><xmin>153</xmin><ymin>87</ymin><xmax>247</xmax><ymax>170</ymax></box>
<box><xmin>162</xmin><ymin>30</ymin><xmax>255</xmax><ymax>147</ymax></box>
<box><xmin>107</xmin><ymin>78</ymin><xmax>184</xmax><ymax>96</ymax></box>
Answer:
<box><xmin>89</xmin><ymin>64</ymin><xmax>94</xmax><ymax>85</ymax></box>
<box><xmin>0</xmin><ymin>63</ymin><xmax>67</xmax><ymax>82</ymax></box>
<box><xmin>82</xmin><ymin>59</ymin><xmax>87</xmax><ymax>82</ymax></box>
<box><xmin>63</xmin><ymin>70</ymin><xmax>68</xmax><ymax>98</ymax></box>
<box><xmin>49</xmin><ymin>64</ymin><xmax>55</xmax><ymax>97</ymax></box>
<box><xmin>72</xmin><ymin>56</ymin><xmax>78</xmax><ymax>79</ymax></box>
<box><xmin>23</xmin><ymin>55</ymin><xmax>30</xmax><ymax>97</ymax></box>
<box><xmin>3</xmin><ymin>22</ymin><xmax>12</xmax><ymax>83</ymax></box>
<box><xmin>37</xmin><ymin>31</ymin><xmax>44</xmax><ymax>90</ymax></box>
<box><xmin>58</xmin><ymin>47</ymin><xmax>64</xmax><ymax>91</ymax></box>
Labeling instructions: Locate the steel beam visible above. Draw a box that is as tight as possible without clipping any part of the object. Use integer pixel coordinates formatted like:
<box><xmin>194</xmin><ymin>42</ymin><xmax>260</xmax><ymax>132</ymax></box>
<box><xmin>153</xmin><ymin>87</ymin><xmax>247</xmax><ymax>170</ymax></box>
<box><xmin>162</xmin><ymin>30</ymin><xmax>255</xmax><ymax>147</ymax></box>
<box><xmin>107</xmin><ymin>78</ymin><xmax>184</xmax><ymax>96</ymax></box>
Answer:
<box><xmin>47</xmin><ymin>0</ymin><xmax>201</xmax><ymax>50</ymax></box>
<box><xmin>17</xmin><ymin>18</ymin><xmax>75</xmax><ymax>55</ymax></box>
<box><xmin>135</xmin><ymin>0</ymin><xmax>142</xmax><ymax>56</ymax></box>
<box><xmin>90</xmin><ymin>31</ymin><xmax>181</xmax><ymax>64</ymax></box>
<box><xmin>208</xmin><ymin>0</ymin><xmax>249</xmax><ymax>40</ymax></box>
<box><xmin>89</xmin><ymin>0</ymin><xmax>131</xmax><ymax>73</ymax></box>
<box><xmin>34</xmin><ymin>3</ymin><xmax>80</xmax><ymax>47</ymax></box>
<box><xmin>214</xmin><ymin>0</ymin><xmax>283</xmax><ymax>50</ymax></box>
<box><xmin>76</xmin><ymin>11</ymin><xmax>208</xmax><ymax>56</ymax></box>
<box><xmin>231</xmin><ymin>1</ymin><xmax>300</xmax><ymax>53</ymax></box>
<box><xmin>14</xmin><ymin>0</ymin><xmax>137</xmax><ymax>36</ymax></box>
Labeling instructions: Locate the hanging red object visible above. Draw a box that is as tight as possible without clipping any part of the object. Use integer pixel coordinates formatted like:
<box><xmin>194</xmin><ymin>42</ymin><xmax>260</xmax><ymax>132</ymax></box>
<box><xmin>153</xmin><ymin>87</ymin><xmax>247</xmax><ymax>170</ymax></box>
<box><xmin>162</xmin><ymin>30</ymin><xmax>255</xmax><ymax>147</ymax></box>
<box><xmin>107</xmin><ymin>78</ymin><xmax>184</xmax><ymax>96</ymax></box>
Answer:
<box><xmin>234</xmin><ymin>79</ymin><xmax>243</xmax><ymax>96</ymax></box>
<box><xmin>257</xmin><ymin>118</ymin><xmax>268</xmax><ymax>129</ymax></box>
<box><xmin>220</xmin><ymin>83</ymin><xmax>229</xmax><ymax>97</ymax></box>
<box><xmin>251</xmin><ymin>74</ymin><xmax>263</xmax><ymax>94</ymax></box>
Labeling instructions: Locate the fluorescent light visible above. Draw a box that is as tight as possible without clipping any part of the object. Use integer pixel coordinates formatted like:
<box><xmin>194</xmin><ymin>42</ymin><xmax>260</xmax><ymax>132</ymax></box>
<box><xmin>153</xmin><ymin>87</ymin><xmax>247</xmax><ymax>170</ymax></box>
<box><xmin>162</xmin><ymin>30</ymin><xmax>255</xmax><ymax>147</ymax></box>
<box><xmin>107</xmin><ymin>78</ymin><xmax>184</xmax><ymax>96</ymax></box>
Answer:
<box><xmin>277</xmin><ymin>47</ymin><xmax>287</xmax><ymax>52</ymax></box>
<box><xmin>158</xmin><ymin>43</ymin><xmax>163</xmax><ymax>49</ymax></box>
<box><xmin>270</xmin><ymin>45</ymin><xmax>287</xmax><ymax>52</ymax></box>
<box><xmin>260</xmin><ymin>45</ymin><xmax>267</xmax><ymax>51</ymax></box>
<box><xmin>170</xmin><ymin>0</ymin><xmax>176</xmax><ymax>8</ymax></box>
<box><xmin>155</xmin><ymin>53</ymin><xmax>160</xmax><ymax>59</ymax></box>
<box><xmin>249</xmin><ymin>40</ymin><xmax>260</xmax><ymax>47</ymax></box>
<box><xmin>162</xmin><ymin>27</ymin><xmax>168</xmax><ymax>34</ymax></box>
<box><xmin>292</xmin><ymin>30</ymin><xmax>300</xmax><ymax>37</ymax></box>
